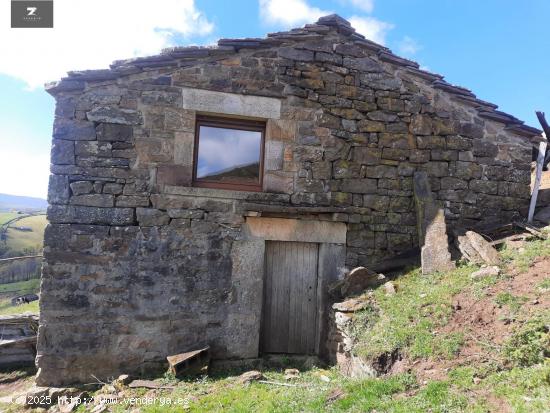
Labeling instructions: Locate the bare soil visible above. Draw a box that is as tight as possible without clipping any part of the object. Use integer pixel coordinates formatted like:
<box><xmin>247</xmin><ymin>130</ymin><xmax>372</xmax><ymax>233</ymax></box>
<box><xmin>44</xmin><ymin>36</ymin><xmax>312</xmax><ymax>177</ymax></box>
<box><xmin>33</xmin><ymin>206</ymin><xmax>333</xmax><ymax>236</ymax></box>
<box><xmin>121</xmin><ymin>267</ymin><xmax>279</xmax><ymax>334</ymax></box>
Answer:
<box><xmin>532</xmin><ymin>167</ymin><xmax>550</xmax><ymax>192</ymax></box>
<box><xmin>0</xmin><ymin>368</ymin><xmax>35</xmax><ymax>403</ymax></box>
<box><xmin>539</xmin><ymin>169</ymin><xmax>550</xmax><ymax>190</ymax></box>
<box><xmin>401</xmin><ymin>254</ymin><xmax>549</xmax><ymax>383</ymax></box>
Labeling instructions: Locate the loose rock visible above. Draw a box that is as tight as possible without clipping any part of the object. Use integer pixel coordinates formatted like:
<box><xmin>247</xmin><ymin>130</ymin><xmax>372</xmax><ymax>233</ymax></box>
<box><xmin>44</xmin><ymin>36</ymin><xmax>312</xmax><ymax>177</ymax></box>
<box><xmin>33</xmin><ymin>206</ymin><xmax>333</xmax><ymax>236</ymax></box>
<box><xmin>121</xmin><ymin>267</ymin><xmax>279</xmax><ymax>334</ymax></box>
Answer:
<box><xmin>331</xmin><ymin>267</ymin><xmax>387</xmax><ymax>297</ymax></box>
<box><xmin>383</xmin><ymin>281</ymin><xmax>396</xmax><ymax>295</ymax></box>
<box><xmin>464</xmin><ymin>231</ymin><xmax>500</xmax><ymax>265</ymax></box>
<box><xmin>237</xmin><ymin>370</ymin><xmax>264</xmax><ymax>384</ymax></box>
<box><xmin>470</xmin><ymin>266</ymin><xmax>500</xmax><ymax>279</ymax></box>
<box><xmin>332</xmin><ymin>296</ymin><xmax>371</xmax><ymax>312</ymax></box>
<box><xmin>115</xmin><ymin>374</ymin><xmax>132</xmax><ymax>385</ymax></box>
<box><xmin>326</xmin><ymin>388</ymin><xmax>346</xmax><ymax>403</ymax></box>
<box><xmin>284</xmin><ymin>368</ymin><xmax>300</xmax><ymax>380</ymax></box>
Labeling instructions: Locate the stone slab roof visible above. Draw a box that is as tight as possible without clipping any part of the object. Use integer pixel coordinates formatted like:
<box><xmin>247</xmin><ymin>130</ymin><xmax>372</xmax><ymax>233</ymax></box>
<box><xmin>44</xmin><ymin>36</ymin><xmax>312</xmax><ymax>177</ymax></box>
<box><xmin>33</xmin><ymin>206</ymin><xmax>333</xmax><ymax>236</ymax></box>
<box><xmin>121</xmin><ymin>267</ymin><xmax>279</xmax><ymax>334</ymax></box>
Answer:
<box><xmin>46</xmin><ymin>14</ymin><xmax>542</xmax><ymax>139</ymax></box>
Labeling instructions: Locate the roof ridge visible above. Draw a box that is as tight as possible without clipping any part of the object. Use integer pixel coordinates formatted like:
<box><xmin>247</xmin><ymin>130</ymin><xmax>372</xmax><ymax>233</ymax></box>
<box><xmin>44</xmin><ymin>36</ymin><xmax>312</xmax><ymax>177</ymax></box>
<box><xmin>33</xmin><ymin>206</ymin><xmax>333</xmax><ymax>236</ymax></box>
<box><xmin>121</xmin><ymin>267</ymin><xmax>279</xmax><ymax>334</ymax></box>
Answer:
<box><xmin>44</xmin><ymin>14</ymin><xmax>542</xmax><ymax>137</ymax></box>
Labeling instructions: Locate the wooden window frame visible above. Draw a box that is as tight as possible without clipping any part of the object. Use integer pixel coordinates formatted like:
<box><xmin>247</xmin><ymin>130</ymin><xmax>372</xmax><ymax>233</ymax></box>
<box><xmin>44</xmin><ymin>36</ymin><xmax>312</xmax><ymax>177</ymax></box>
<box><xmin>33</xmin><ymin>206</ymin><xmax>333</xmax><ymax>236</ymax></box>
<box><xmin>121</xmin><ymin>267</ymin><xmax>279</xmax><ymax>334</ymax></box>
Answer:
<box><xmin>192</xmin><ymin>115</ymin><xmax>266</xmax><ymax>192</ymax></box>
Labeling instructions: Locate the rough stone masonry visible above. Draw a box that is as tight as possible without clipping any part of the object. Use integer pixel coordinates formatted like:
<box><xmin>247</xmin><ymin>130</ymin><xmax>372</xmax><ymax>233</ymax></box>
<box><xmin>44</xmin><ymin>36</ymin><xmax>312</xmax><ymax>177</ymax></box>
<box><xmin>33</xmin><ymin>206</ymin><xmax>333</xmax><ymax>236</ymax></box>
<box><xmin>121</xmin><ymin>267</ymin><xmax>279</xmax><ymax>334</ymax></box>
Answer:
<box><xmin>38</xmin><ymin>14</ymin><xmax>541</xmax><ymax>385</ymax></box>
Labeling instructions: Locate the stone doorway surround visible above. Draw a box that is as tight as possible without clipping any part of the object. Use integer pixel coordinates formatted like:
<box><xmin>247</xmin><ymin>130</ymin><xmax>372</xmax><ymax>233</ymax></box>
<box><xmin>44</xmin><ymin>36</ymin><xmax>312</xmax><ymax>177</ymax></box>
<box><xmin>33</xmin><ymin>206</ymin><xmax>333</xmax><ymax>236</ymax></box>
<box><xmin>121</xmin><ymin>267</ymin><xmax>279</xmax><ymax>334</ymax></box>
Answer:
<box><xmin>232</xmin><ymin>217</ymin><xmax>346</xmax><ymax>358</ymax></box>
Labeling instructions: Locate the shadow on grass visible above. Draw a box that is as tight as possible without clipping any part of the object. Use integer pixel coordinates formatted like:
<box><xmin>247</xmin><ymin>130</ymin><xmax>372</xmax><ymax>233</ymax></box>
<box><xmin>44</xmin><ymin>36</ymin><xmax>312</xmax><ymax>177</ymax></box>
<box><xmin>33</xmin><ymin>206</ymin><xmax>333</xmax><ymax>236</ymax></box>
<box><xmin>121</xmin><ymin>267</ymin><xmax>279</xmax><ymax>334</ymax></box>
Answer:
<box><xmin>177</xmin><ymin>354</ymin><xmax>327</xmax><ymax>383</ymax></box>
<box><xmin>0</xmin><ymin>366</ymin><xmax>36</xmax><ymax>385</ymax></box>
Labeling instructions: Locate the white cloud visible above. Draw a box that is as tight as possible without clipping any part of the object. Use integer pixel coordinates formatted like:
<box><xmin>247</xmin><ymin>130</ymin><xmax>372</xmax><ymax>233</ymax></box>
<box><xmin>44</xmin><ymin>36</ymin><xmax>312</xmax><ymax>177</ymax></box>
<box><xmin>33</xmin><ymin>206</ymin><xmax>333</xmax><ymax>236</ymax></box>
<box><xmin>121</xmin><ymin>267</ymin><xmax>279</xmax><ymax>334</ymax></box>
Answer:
<box><xmin>259</xmin><ymin>0</ymin><xmax>331</xmax><ymax>27</ymax></box>
<box><xmin>0</xmin><ymin>151</ymin><xmax>50</xmax><ymax>199</ymax></box>
<box><xmin>0</xmin><ymin>122</ymin><xmax>51</xmax><ymax>198</ymax></box>
<box><xmin>397</xmin><ymin>36</ymin><xmax>421</xmax><ymax>56</ymax></box>
<box><xmin>348</xmin><ymin>16</ymin><xmax>394</xmax><ymax>45</ymax></box>
<box><xmin>197</xmin><ymin>127</ymin><xmax>261</xmax><ymax>178</ymax></box>
<box><xmin>0</xmin><ymin>0</ymin><xmax>214</xmax><ymax>89</ymax></box>
<box><xmin>344</xmin><ymin>0</ymin><xmax>374</xmax><ymax>13</ymax></box>
<box><xmin>259</xmin><ymin>0</ymin><xmax>394</xmax><ymax>46</ymax></box>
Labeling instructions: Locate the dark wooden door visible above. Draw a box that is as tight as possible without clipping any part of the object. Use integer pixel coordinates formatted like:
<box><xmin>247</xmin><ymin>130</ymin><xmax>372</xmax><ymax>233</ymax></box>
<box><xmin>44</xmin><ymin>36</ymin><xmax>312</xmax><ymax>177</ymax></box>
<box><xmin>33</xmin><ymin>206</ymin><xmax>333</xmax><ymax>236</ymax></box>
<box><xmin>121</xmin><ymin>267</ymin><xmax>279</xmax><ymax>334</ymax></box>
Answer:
<box><xmin>261</xmin><ymin>241</ymin><xmax>319</xmax><ymax>354</ymax></box>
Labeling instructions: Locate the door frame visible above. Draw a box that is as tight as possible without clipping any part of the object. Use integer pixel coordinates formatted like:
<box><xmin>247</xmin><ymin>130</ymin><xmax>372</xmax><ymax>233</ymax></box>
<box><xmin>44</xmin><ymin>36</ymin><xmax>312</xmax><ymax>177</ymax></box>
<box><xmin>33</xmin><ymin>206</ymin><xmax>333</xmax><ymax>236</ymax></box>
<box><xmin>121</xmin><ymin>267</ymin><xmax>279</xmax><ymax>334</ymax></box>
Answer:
<box><xmin>239</xmin><ymin>217</ymin><xmax>347</xmax><ymax>358</ymax></box>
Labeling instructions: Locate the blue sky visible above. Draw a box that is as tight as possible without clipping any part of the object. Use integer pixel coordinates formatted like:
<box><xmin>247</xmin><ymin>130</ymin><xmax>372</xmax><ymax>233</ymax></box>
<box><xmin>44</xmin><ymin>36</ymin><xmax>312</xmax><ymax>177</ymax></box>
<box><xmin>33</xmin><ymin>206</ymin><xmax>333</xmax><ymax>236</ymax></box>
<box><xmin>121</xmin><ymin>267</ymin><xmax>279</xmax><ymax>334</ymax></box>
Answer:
<box><xmin>1</xmin><ymin>0</ymin><xmax>549</xmax><ymax>198</ymax></box>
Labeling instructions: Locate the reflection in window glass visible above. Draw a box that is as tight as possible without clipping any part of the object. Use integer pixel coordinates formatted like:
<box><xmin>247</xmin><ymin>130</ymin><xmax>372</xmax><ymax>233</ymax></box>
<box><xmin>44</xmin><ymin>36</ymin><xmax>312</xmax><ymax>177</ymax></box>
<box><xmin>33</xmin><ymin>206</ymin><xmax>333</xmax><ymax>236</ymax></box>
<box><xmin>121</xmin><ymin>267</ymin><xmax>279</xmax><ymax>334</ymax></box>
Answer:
<box><xmin>196</xmin><ymin>125</ymin><xmax>262</xmax><ymax>185</ymax></box>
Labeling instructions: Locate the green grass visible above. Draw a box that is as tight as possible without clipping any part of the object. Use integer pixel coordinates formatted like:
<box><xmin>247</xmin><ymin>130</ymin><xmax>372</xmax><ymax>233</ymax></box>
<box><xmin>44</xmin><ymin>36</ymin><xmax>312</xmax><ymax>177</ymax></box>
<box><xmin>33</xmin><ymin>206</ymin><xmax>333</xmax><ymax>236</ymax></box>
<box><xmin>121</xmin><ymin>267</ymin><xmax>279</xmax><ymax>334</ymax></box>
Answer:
<box><xmin>3</xmin><ymin>214</ymin><xmax>47</xmax><ymax>254</ymax></box>
<box><xmin>349</xmin><ymin>236</ymin><xmax>550</xmax><ymax>364</ymax></box>
<box><xmin>494</xmin><ymin>291</ymin><xmax>528</xmax><ymax>319</ymax></box>
<box><xmin>446</xmin><ymin>362</ymin><xmax>550</xmax><ymax>413</ymax></box>
<box><xmin>0</xmin><ymin>299</ymin><xmax>39</xmax><ymax>315</ymax></box>
<box><xmin>2</xmin><ymin>362</ymin><xmax>546</xmax><ymax>413</ymax></box>
<box><xmin>0</xmin><ymin>212</ymin><xmax>21</xmax><ymax>226</ymax></box>
<box><xmin>502</xmin><ymin>313</ymin><xmax>550</xmax><ymax>367</ymax></box>
<box><xmin>102</xmin><ymin>369</ymin><xmax>471</xmax><ymax>413</ymax></box>
<box><xmin>500</xmin><ymin>236</ymin><xmax>550</xmax><ymax>272</ymax></box>
<box><xmin>350</xmin><ymin>264</ymin><xmax>481</xmax><ymax>361</ymax></box>
<box><xmin>537</xmin><ymin>278</ymin><xmax>550</xmax><ymax>292</ymax></box>
<box><xmin>0</xmin><ymin>278</ymin><xmax>40</xmax><ymax>294</ymax></box>
<box><xmin>0</xmin><ymin>278</ymin><xmax>40</xmax><ymax>316</ymax></box>
<box><xmin>483</xmin><ymin>362</ymin><xmax>550</xmax><ymax>413</ymax></box>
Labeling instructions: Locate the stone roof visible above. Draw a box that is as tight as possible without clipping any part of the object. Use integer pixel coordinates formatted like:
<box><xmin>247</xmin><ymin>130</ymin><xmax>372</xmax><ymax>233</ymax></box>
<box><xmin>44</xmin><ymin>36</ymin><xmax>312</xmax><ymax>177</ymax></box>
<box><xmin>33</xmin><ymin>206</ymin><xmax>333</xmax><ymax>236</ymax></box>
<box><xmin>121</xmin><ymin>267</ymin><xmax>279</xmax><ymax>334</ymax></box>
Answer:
<box><xmin>46</xmin><ymin>14</ymin><xmax>542</xmax><ymax>139</ymax></box>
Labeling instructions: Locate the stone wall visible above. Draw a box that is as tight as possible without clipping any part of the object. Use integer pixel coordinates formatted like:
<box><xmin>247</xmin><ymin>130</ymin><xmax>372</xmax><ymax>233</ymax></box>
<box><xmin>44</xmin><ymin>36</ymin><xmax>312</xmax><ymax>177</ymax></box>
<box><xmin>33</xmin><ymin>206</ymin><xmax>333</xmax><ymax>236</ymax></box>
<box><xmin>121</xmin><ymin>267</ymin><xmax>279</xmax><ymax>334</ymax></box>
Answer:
<box><xmin>38</xmin><ymin>15</ymin><xmax>536</xmax><ymax>385</ymax></box>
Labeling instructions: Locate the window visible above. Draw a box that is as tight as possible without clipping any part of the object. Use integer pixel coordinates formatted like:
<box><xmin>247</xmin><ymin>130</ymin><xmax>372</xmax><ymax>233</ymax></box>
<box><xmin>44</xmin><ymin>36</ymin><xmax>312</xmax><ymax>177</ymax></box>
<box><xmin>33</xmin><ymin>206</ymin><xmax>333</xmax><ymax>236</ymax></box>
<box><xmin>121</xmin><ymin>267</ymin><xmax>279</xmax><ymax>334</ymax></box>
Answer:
<box><xmin>193</xmin><ymin>116</ymin><xmax>265</xmax><ymax>191</ymax></box>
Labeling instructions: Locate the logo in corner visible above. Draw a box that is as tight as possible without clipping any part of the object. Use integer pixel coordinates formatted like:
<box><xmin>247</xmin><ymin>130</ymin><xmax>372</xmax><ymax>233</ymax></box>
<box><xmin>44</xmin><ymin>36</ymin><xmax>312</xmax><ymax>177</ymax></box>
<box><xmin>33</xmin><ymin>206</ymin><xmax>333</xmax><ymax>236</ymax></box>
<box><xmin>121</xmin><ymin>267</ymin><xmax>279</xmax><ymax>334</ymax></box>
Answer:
<box><xmin>11</xmin><ymin>0</ymin><xmax>53</xmax><ymax>28</ymax></box>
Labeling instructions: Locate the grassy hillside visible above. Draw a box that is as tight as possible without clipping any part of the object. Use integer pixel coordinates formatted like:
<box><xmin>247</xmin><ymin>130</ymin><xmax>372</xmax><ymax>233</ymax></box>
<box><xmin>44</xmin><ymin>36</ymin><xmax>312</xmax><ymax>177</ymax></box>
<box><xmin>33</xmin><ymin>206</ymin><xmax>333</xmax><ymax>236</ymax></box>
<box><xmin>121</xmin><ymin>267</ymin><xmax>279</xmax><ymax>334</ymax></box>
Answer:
<box><xmin>3</xmin><ymin>215</ymin><xmax>47</xmax><ymax>254</ymax></box>
<box><xmin>344</xmin><ymin>236</ymin><xmax>550</xmax><ymax>412</ymax></box>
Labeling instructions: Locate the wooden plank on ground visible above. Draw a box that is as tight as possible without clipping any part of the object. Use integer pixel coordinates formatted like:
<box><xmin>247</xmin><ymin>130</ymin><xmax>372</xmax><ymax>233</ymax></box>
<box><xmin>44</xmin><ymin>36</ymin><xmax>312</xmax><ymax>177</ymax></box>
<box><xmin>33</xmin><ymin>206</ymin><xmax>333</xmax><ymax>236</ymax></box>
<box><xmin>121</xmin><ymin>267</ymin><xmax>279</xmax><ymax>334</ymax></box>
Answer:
<box><xmin>514</xmin><ymin>221</ymin><xmax>548</xmax><ymax>239</ymax></box>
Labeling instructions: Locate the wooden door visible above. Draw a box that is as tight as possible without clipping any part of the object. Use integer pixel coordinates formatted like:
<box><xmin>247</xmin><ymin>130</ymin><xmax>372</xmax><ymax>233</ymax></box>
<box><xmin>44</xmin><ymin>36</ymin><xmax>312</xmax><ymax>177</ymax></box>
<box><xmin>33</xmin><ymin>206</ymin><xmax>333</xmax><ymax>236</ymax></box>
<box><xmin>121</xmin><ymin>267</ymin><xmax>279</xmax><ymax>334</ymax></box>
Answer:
<box><xmin>261</xmin><ymin>241</ymin><xmax>319</xmax><ymax>354</ymax></box>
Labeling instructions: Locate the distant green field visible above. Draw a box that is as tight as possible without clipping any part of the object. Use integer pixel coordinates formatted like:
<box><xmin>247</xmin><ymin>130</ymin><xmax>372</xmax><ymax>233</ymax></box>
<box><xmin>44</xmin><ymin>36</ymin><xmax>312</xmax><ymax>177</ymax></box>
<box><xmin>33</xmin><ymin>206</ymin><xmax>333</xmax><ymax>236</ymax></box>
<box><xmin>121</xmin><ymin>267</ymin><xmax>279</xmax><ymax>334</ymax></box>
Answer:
<box><xmin>0</xmin><ymin>278</ymin><xmax>40</xmax><ymax>294</ymax></box>
<box><xmin>4</xmin><ymin>214</ymin><xmax>48</xmax><ymax>253</ymax></box>
<box><xmin>0</xmin><ymin>278</ymin><xmax>40</xmax><ymax>316</ymax></box>
<box><xmin>0</xmin><ymin>212</ymin><xmax>21</xmax><ymax>225</ymax></box>
<box><xmin>0</xmin><ymin>299</ymin><xmax>39</xmax><ymax>315</ymax></box>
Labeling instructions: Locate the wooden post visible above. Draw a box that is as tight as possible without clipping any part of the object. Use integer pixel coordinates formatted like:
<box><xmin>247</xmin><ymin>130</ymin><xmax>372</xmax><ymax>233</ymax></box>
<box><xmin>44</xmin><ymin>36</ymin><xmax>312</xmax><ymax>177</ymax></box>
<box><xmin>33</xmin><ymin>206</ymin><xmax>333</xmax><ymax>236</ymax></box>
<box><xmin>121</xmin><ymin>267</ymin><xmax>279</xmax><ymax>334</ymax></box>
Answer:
<box><xmin>529</xmin><ymin>111</ymin><xmax>550</xmax><ymax>223</ymax></box>
<box><xmin>528</xmin><ymin>137</ymin><xmax>547</xmax><ymax>223</ymax></box>
<box><xmin>536</xmin><ymin>111</ymin><xmax>550</xmax><ymax>137</ymax></box>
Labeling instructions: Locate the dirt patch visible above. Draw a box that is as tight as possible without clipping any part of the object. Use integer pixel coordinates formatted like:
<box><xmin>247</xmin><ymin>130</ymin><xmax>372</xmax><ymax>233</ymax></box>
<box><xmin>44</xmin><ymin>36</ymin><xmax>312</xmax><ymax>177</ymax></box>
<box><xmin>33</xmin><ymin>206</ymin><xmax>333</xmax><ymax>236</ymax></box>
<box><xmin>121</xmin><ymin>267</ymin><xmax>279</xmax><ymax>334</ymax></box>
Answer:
<box><xmin>402</xmin><ymin>255</ymin><xmax>549</xmax><ymax>384</ymax></box>
<box><xmin>371</xmin><ymin>349</ymin><xmax>402</xmax><ymax>375</ymax></box>
<box><xmin>531</xmin><ymin>166</ymin><xmax>550</xmax><ymax>190</ymax></box>
<box><xmin>542</xmin><ymin>172</ymin><xmax>550</xmax><ymax>190</ymax></box>
<box><xmin>0</xmin><ymin>367</ymin><xmax>36</xmax><ymax>400</ymax></box>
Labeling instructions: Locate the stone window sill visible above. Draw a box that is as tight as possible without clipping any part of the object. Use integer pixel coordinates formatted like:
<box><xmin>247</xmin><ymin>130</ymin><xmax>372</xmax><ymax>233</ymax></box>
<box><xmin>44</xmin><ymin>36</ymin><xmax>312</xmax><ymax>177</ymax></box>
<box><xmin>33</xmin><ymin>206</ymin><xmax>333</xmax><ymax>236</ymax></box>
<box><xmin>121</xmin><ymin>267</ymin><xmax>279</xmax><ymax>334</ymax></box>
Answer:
<box><xmin>163</xmin><ymin>185</ymin><xmax>290</xmax><ymax>203</ymax></box>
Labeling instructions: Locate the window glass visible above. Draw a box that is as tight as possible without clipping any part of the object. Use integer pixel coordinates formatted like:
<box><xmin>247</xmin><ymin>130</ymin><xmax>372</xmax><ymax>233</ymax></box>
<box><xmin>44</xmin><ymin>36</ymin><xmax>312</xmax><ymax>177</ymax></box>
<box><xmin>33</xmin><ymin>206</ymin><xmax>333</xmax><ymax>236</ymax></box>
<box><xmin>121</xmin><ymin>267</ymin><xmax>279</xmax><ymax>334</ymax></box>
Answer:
<box><xmin>194</xmin><ymin>119</ymin><xmax>264</xmax><ymax>190</ymax></box>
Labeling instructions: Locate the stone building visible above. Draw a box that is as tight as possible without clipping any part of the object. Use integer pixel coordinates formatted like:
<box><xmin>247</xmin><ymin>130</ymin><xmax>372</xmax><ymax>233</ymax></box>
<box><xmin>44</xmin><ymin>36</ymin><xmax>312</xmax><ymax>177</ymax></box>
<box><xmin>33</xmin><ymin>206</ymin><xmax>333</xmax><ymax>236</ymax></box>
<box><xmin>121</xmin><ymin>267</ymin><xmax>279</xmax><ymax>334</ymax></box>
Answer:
<box><xmin>38</xmin><ymin>15</ymin><xmax>541</xmax><ymax>385</ymax></box>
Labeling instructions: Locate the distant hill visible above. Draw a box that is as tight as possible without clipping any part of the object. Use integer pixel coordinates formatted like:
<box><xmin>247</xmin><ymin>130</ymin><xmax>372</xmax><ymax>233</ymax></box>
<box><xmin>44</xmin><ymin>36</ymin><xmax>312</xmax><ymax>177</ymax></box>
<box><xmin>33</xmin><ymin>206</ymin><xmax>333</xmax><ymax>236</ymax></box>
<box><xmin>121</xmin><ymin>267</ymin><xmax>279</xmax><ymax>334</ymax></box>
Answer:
<box><xmin>201</xmin><ymin>162</ymin><xmax>260</xmax><ymax>182</ymax></box>
<box><xmin>0</xmin><ymin>193</ymin><xmax>47</xmax><ymax>212</ymax></box>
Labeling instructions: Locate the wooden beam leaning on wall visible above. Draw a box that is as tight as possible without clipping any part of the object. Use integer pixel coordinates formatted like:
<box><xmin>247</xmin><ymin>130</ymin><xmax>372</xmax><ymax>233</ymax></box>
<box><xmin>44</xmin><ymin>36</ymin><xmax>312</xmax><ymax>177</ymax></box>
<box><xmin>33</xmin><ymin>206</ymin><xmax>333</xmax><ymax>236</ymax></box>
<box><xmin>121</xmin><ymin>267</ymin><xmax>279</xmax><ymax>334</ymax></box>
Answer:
<box><xmin>528</xmin><ymin>111</ymin><xmax>550</xmax><ymax>223</ymax></box>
